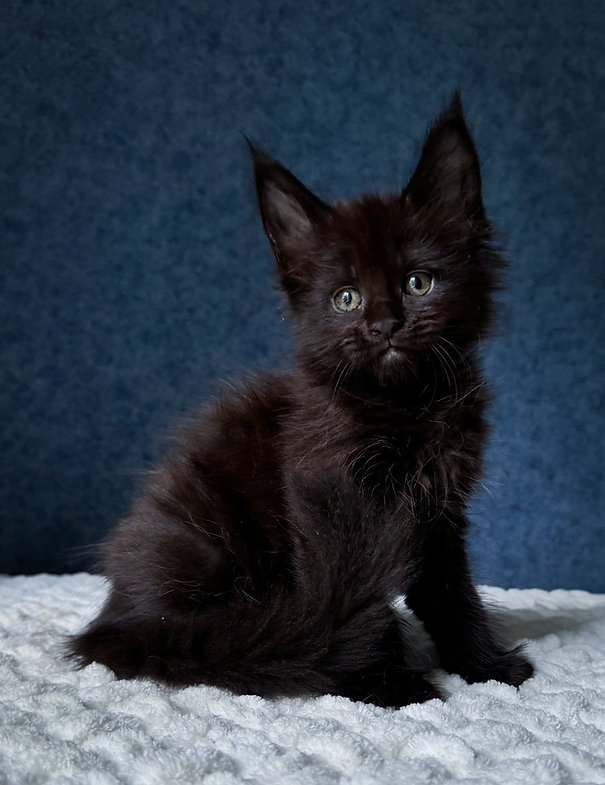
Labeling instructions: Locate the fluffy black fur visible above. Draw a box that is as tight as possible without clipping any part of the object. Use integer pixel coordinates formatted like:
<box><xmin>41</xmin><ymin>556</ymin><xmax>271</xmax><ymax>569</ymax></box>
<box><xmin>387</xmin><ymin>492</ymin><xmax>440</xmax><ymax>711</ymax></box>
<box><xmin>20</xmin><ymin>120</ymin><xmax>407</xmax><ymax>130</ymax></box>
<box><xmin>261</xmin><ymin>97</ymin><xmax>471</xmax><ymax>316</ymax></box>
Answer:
<box><xmin>69</xmin><ymin>95</ymin><xmax>533</xmax><ymax>707</ymax></box>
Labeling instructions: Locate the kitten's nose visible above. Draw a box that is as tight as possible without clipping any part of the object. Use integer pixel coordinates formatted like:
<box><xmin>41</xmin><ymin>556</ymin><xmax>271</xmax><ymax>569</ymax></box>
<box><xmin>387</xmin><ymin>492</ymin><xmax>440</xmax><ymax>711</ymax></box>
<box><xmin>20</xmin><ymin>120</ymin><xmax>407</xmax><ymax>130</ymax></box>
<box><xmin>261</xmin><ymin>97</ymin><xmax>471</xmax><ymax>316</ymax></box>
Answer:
<box><xmin>369</xmin><ymin>317</ymin><xmax>403</xmax><ymax>339</ymax></box>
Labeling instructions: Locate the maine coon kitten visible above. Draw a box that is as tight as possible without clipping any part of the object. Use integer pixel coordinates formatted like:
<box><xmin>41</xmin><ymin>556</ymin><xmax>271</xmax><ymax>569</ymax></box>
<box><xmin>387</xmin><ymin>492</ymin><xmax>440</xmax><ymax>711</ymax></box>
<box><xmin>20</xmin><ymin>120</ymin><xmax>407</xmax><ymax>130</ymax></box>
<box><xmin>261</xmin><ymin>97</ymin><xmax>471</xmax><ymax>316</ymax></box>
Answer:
<box><xmin>70</xmin><ymin>95</ymin><xmax>533</xmax><ymax>707</ymax></box>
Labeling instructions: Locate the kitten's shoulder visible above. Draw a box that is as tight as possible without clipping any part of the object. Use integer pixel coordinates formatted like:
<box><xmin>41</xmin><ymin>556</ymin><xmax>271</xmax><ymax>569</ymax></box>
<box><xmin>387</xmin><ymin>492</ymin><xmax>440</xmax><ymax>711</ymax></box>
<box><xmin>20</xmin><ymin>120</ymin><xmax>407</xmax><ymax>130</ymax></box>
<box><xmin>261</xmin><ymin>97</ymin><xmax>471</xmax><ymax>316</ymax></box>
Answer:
<box><xmin>146</xmin><ymin>371</ymin><xmax>294</xmax><ymax>512</ymax></box>
<box><xmin>184</xmin><ymin>371</ymin><xmax>294</xmax><ymax>453</ymax></box>
<box><xmin>214</xmin><ymin>370</ymin><xmax>294</xmax><ymax>419</ymax></box>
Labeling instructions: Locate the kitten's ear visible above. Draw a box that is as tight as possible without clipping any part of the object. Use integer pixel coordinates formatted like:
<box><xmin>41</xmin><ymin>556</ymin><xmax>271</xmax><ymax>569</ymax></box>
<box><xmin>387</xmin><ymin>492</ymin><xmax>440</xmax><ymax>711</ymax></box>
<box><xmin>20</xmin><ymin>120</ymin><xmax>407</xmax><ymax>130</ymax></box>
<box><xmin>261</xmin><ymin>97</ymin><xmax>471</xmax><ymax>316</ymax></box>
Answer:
<box><xmin>247</xmin><ymin>141</ymin><xmax>328</xmax><ymax>257</ymax></box>
<box><xmin>405</xmin><ymin>93</ymin><xmax>484</xmax><ymax>223</ymax></box>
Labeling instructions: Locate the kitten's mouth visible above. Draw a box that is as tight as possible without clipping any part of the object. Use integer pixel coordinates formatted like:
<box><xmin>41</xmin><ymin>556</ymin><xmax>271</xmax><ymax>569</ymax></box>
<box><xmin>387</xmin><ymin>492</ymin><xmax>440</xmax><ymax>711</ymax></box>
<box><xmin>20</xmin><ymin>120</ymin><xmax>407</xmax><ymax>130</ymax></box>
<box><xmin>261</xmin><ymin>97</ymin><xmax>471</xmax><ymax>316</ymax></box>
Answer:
<box><xmin>360</xmin><ymin>341</ymin><xmax>407</xmax><ymax>377</ymax></box>
<box><xmin>380</xmin><ymin>342</ymin><xmax>406</xmax><ymax>363</ymax></box>
<box><xmin>364</xmin><ymin>342</ymin><xmax>409</xmax><ymax>385</ymax></box>
<box><xmin>382</xmin><ymin>346</ymin><xmax>402</xmax><ymax>363</ymax></box>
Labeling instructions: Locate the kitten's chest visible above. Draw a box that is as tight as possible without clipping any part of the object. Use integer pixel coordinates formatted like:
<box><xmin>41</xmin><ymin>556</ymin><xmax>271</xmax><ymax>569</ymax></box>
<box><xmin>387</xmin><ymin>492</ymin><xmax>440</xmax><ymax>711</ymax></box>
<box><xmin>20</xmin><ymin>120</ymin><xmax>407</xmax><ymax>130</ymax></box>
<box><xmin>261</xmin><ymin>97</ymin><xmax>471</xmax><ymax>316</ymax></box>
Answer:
<box><xmin>334</xmin><ymin>409</ymin><xmax>484</xmax><ymax>514</ymax></box>
<box><xmin>287</xmin><ymin>388</ymin><xmax>486</xmax><ymax>516</ymax></box>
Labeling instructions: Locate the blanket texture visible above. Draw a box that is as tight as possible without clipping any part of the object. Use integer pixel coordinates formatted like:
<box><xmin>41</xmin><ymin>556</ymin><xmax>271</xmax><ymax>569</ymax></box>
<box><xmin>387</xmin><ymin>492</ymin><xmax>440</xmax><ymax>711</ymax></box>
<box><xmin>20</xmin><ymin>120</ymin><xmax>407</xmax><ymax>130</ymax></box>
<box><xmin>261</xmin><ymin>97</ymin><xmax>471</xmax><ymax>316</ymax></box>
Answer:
<box><xmin>1</xmin><ymin>574</ymin><xmax>604</xmax><ymax>784</ymax></box>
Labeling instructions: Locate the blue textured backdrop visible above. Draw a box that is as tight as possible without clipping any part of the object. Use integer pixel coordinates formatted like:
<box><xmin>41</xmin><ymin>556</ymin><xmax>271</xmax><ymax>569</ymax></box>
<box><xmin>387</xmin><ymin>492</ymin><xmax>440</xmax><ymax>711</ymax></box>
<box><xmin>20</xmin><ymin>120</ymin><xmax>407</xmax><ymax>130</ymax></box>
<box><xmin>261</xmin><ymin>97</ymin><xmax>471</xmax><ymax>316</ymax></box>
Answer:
<box><xmin>2</xmin><ymin>0</ymin><xmax>604</xmax><ymax>589</ymax></box>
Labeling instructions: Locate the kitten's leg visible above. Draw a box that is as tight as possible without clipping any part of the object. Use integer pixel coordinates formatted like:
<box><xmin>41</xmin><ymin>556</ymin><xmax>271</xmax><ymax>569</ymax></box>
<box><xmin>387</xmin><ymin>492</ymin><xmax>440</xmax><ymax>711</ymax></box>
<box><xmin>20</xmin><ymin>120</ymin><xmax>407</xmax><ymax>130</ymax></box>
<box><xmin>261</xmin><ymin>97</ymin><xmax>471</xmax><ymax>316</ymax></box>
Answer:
<box><xmin>288</xmin><ymin>472</ymin><xmax>441</xmax><ymax>707</ymax></box>
<box><xmin>405</xmin><ymin>523</ymin><xmax>533</xmax><ymax>687</ymax></box>
<box><xmin>332</xmin><ymin>613</ymin><xmax>443</xmax><ymax>708</ymax></box>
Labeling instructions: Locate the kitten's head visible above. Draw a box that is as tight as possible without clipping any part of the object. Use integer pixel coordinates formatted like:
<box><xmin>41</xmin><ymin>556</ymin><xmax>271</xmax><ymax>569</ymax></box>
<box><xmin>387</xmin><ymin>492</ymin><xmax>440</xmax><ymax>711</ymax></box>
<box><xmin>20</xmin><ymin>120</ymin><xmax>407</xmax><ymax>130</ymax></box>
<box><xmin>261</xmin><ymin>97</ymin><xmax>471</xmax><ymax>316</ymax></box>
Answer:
<box><xmin>251</xmin><ymin>95</ymin><xmax>504</xmax><ymax>390</ymax></box>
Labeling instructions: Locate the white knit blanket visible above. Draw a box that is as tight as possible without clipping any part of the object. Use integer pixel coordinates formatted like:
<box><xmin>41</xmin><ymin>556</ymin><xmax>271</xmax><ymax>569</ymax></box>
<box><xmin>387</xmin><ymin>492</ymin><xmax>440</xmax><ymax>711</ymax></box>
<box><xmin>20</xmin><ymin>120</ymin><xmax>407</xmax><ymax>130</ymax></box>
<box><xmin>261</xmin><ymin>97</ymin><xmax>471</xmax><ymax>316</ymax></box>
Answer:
<box><xmin>1</xmin><ymin>574</ymin><xmax>604</xmax><ymax>784</ymax></box>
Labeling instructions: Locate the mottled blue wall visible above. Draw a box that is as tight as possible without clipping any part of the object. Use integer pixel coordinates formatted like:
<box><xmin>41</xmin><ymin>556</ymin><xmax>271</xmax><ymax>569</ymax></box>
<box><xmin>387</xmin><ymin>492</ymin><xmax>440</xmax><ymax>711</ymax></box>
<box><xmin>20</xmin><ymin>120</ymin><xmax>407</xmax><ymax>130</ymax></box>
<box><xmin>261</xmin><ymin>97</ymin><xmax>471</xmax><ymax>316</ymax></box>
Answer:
<box><xmin>2</xmin><ymin>0</ymin><xmax>604</xmax><ymax>589</ymax></box>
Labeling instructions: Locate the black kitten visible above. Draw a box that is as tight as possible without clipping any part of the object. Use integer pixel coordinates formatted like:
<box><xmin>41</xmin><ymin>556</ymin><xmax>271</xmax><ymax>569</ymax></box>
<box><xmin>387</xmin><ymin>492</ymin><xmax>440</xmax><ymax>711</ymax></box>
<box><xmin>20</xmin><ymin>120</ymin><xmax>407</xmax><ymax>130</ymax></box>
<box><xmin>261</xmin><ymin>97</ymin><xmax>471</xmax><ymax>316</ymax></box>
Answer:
<box><xmin>70</xmin><ymin>95</ymin><xmax>533</xmax><ymax>707</ymax></box>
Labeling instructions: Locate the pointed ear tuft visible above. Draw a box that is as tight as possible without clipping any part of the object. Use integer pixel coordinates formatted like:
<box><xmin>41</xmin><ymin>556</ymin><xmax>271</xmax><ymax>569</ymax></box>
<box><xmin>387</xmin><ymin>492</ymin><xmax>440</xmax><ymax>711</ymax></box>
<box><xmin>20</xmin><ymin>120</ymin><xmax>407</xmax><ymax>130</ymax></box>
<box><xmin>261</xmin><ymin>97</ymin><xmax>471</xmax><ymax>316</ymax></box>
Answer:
<box><xmin>248</xmin><ymin>143</ymin><xmax>328</xmax><ymax>256</ymax></box>
<box><xmin>405</xmin><ymin>93</ymin><xmax>484</xmax><ymax>223</ymax></box>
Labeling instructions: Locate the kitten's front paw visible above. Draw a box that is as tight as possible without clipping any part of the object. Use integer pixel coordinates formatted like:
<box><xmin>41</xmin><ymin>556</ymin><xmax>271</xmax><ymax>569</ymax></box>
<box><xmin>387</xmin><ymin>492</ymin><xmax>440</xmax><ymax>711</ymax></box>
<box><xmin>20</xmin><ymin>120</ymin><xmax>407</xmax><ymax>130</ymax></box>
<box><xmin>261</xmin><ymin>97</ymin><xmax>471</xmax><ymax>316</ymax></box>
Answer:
<box><xmin>449</xmin><ymin>646</ymin><xmax>534</xmax><ymax>687</ymax></box>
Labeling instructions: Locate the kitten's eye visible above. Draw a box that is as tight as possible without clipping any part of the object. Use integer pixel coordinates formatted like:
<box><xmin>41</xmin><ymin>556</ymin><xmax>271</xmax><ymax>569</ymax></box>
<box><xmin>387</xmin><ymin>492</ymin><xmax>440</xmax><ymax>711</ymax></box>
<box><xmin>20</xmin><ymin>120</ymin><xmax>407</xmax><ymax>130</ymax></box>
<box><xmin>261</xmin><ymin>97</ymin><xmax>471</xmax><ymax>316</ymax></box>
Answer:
<box><xmin>405</xmin><ymin>271</ymin><xmax>433</xmax><ymax>296</ymax></box>
<box><xmin>333</xmin><ymin>288</ymin><xmax>362</xmax><ymax>312</ymax></box>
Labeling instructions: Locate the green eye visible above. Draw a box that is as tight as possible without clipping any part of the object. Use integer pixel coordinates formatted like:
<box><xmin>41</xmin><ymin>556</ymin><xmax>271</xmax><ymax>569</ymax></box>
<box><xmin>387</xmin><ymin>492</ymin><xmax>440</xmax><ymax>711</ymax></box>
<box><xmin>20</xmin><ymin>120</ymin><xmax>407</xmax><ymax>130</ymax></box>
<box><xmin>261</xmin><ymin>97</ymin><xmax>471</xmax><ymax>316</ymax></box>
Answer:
<box><xmin>333</xmin><ymin>288</ymin><xmax>362</xmax><ymax>312</ymax></box>
<box><xmin>405</xmin><ymin>271</ymin><xmax>433</xmax><ymax>296</ymax></box>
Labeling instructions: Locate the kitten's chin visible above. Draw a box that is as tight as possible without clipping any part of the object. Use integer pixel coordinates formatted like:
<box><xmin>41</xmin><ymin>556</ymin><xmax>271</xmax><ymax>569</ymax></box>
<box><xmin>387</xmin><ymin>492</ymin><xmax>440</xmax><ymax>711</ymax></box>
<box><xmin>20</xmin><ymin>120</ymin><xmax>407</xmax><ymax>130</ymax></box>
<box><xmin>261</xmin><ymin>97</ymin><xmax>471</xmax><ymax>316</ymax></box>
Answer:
<box><xmin>371</xmin><ymin>346</ymin><xmax>409</xmax><ymax>386</ymax></box>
